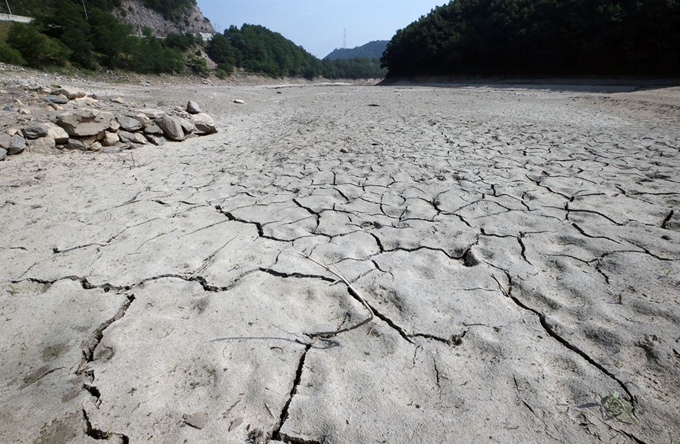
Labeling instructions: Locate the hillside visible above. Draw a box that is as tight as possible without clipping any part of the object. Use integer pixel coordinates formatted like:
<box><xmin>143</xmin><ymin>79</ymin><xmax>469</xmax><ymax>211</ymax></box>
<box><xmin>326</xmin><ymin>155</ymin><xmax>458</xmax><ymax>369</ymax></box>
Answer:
<box><xmin>381</xmin><ymin>0</ymin><xmax>680</xmax><ymax>77</ymax></box>
<box><xmin>324</xmin><ymin>40</ymin><xmax>388</xmax><ymax>61</ymax></box>
<box><xmin>0</xmin><ymin>0</ymin><xmax>214</xmax><ymax>36</ymax></box>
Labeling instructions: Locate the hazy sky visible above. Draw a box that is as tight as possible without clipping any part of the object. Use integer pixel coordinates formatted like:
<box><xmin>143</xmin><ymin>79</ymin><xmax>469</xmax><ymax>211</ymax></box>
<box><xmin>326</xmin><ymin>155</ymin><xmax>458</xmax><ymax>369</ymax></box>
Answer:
<box><xmin>196</xmin><ymin>0</ymin><xmax>447</xmax><ymax>58</ymax></box>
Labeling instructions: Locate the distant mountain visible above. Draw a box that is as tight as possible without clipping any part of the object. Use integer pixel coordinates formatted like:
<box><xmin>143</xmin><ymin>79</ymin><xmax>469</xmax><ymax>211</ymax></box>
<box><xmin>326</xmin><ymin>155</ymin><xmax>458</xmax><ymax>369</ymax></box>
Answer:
<box><xmin>324</xmin><ymin>40</ymin><xmax>388</xmax><ymax>61</ymax></box>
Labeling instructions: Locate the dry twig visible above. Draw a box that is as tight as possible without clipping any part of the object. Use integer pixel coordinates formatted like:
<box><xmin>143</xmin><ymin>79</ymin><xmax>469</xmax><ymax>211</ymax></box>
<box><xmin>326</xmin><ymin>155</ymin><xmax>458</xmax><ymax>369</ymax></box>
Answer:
<box><xmin>301</xmin><ymin>253</ymin><xmax>374</xmax><ymax>338</ymax></box>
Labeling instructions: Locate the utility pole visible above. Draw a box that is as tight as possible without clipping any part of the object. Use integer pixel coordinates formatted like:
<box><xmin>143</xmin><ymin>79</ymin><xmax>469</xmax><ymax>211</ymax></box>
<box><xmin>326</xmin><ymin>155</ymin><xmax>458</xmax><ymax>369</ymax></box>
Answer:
<box><xmin>81</xmin><ymin>0</ymin><xmax>88</xmax><ymax>19</ymax></box>
<box><xmin>343</xmin><ymin>29</ymin><xmax>346</xmax><ymax>48</ymax></box>
<box><xmin>5</xmin><ymin>0</ymin><xmax>12</xmax><ymax>17</ymax></box>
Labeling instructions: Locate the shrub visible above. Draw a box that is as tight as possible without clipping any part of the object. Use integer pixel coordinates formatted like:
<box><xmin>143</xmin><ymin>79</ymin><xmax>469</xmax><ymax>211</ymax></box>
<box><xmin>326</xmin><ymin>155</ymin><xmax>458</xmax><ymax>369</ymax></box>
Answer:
<box><xmin>0</xmin><ymin>43</ymin><xmax>26</xmax><ymax>65</ymax></box>
<box><xmin>7</xmin><ymin>23</ymin><xmax>70</xmax><ymax>67</ymax></box>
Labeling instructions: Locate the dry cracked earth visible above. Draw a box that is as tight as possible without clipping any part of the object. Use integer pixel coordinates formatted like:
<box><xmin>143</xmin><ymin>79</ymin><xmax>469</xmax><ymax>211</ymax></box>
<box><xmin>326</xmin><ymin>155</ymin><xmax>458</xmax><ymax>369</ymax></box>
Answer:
<box><xmin>1</xmin><ymin>79</ymin><xmax>680</xmax><ymax>444</ymax></box>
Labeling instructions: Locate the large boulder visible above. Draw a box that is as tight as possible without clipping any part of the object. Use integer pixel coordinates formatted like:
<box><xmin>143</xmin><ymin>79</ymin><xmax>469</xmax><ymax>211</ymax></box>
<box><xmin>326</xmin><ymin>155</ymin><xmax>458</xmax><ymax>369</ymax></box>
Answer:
<box><xmin>155</xmin><ymin>115</ymin><xmax>185</xmax><ymax>141</ymax></box>
<box><xmin>190</xmin><ymin>113</ymin><xmax>217</xmax><ymax>135</ymax></box>
<box><xmin>116</xmin><ymin>116</ymin><xmax>143</xmax><ymax>132</ymax></box>
<box><xmin>22</xmin><ymin>124</ymin><xmax>49</xmax><ymax>140</ymax></box>
<box><xmin>56</xmin><ymin>110</ymin><xmax>113</xmax><ymax>138</ymax></box>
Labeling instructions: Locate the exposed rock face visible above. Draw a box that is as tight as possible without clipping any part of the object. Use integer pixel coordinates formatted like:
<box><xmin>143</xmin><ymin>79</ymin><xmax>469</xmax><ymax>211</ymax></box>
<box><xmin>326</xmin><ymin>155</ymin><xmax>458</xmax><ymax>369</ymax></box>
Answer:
<box><xmin>113</xmin><ymin>0</ymin><xmax>215</xmax><ymax>38</ymax></box>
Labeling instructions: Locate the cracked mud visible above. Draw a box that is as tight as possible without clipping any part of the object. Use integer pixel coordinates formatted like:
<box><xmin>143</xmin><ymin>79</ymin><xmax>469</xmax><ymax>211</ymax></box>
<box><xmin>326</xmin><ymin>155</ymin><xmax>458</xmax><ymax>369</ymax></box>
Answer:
<box><xmin>1</xmin><ymin>81</ymin><xmax>679</xmax><ymax>443</ymax></box>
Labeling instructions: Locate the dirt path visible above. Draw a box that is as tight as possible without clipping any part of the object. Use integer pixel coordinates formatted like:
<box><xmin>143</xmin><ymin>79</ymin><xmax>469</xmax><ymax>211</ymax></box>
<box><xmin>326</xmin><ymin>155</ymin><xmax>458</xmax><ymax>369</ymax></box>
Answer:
<box><xmin>1</xmin><ymin>79</ymin><xmax>679</xmax><ymax>443</ymax></box>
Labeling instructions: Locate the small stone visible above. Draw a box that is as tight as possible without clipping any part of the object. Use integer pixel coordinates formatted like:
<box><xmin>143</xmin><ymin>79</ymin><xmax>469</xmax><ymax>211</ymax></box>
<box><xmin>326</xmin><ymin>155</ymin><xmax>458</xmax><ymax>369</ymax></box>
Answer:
<box><xmin>44</xmin><ymin>94</ymin><xmax>69</xmax><ymax>104</ymax></box>
<box><xmin>135</xmin><ymin>108</ymin><xmax>165</xmax><ymax>119</ymax></box>
<box><xmin>28</xmin><ymin>137</ymin><xmax>56</xmax><ymax>154</ymax></box>
<box><xmin>0</xmin><ymin>134</ymin><xmax>11</xmax><ymax>148</ymax></box>
<box><xmin>8</xmin><ymin>135</ymin><xmax>26</xmax><ymax>154</ymax></box>
<box><xmin>111</xmin><ymin>97</ymin><xmax>125</xmax><ymax>104</ymax></box>
<box><xmin>52</xmin><ymin>87</ymin><xmax>87</xmax><ymax>100</ymax></box>
<box><xmin>18</xmin><ymin>108</ymin><xmax>31</xmax><ymax>115</ymax></box>
<box><xmin>90</xmin><ymin>141</ymin><xmax>102</xmax><ymax>152</ymax></box>
<box><xmin>108</xmin><ymin>120</ymin><xmax>121</xmax><ymax>132</ymax></box>
<box><xmin>186</xmin><ymin>101</ymin><xmax>202</xmax><ymax>114</ymax></box>
<box><xmin>233</xmin><ymin>99</ymin><xmax>245</xmax><ymax>104</ymax></box>
<box><xmin>7</xmin><ymin>128</ymin><xmax>19</xmax><ymax>136</ymax></box>
<box><xmin>7</xmin><ymin>134</ymin><xmax>26</xmax><ymax>155</ymax></box>
<box><xmin>2</xmin><ymin>105</ymin><xmax>16</xmax><ymax>112</ymax></box>
<box><xmin>116</xmin><ymin>116</ymin><xmax>143</xmax><ymax>132</ymax></box>
<box><xmin>144</xmin><ymin>123</ymin><xmax>163</xmax><ymax>135</ymax></box>
<box><xmin>176</xmin><ymin>116</ymin><xmax>196</xmax><ymax>135</ymax></box>
<box><xmin>22</xmin><ymin>124</ymin><xmax>49</xmax><ymax>140</ymax></box>
<box><xmin>183</xmin><ymin>413</ymin><xmax>208</xmax><ymax>430</ymax></box>
<box><xmin>101</xmin><ymin>132</ymin><xmax>120</xmax><ymax>147</ymax></box>
<box><xmin>65</xmin><ymin>139</ymin><xmax>88</xmax><ymax>150</ymax></box>
<box><xmin>145</xmin><ymin>134</ymin><xmax>165</xmax><ymax>146</ymax></box>
<box><xmin>0</xmin><ymin>148</ymin><xmax>6</xmax><ymax>160</ymax></box>
<box><xmin>44</xmin><ymin>122</ymin><xmax>69</xmax><ymax>144</ymax></box>
<box><xmin>118</xmin><ymin>131</ymin><xmax>147</xmax><ymax>145</ymax></box>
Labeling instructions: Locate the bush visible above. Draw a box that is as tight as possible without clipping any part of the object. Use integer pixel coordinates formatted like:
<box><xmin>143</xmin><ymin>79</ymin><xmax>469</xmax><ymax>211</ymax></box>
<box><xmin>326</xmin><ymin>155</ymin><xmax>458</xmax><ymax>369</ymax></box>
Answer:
<box><xmin>7</xmin><ymin>23</ymin><xmax>70</xmax><ymax>67</ymax></box>
<box><xmin>0</xmin><ymin>43</ymin><xmax>26</xmax><ymax>65</ymax></box>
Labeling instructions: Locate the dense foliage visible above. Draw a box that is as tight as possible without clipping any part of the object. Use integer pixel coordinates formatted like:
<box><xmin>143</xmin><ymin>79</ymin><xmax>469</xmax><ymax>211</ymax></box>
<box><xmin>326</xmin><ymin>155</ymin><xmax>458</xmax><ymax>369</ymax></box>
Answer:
<box><xmin>381</xmin><ymin>0</ymin><xmax>680</xmax><ymax>76</ymax></box>
<box><xmin>324</xmin><ymin>40</ymin><xmax>388</xmax><ymax>61</ymax></box>
<box><xmin>207</xmin><ymin>24</ymin><xmax>386</xmax><ymax>79</ymax></box>
<box><xmin>3</xmin><ymin>0</ymin><xmax>191</xmax><ymax>73</ymax></box>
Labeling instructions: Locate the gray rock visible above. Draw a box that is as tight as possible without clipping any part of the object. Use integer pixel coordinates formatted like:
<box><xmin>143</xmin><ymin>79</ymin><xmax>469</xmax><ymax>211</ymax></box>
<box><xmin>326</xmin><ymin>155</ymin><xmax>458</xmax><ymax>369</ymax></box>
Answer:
<box><xmin>51</xmin><ymin>87</ymin><xmax>86</xmax><ymax>100</ymax></box>
<box><xmin>8</xmin><ymin>135</ymin><xmax>26</xmax><ymax>154</ymax></box>
<box><xmin>176</xmin><ymin>116</ymin><xmax>196</xmax><ymax>135</ymax></box>
<box><xmin>144</xmin><ymin>123</ymin><xmax>163</xmax><ymax>135</ymax></box>
<box><xmin>44</xmin><ymin>95</ymin><xmax>69</xmax><ymax>104</ymax></box>
<box><xmin>135</xmin><ymin>108</ymin><xmax>165</xmax><ymax>119</ymax></box>
<box><xmin>44</xmin><ymin>123</ymin><xmax>69</xmax><ymax>144</ymax></box>
<box><xmin>0</xmin><ymin>148</ymin><xmax>6</xmax><ymax>160</ymax></box>
<box><xmin>116</xmin><ymin>116</ymin><xmax>143</xmax><ymax>132</ymax></box>
<box><xmin>155</xmin><ymin>115</ymin><xmax>185</xmax><ymax>141</ymax></box>
<box><xmin>118</xmin><ymin>131</ymin><xmax>147</xmax><ymax>145</ymax></box>
<box><xmin>28</xmin><ymin>137</ymin><xmax>56</xmax><ymax>154</ymax></box>
<box><xmin>56</xmin><ymin>110</ymin><xmax>113</xmax><ymax>138</ymax></box>
<box><xmin>101</xmin><ymin>132</ymin><xmax>120</xmax><ymax>147</ymax></box>
<box><xmin>0</xmin><ymin>134</ymin><xmax>11</xmax><ymax>149</ymax></box>
<box><xmin>186</xmin><ymin>101</ymin><xmax>202</xmax><ymax>114</ymax></box>
<box><xmin>2</xmin><ymin>105</ymin><xmax>16</xmax><ymax>112</ymax></box>
<box><xmin>65</xmin><ymin>139</ymin><xmax>88</xmax><ymax>151</ymax></box>
<box><xmin>22</xmin><ymin>124</ymin><xmax>49</xmax><ymax>140</ymax></box>
<box><xmin>190</xmin><ymin>113</ymin><xmax>217</xmax><ymax>135</ymax></box>
<box><xmin>183</xmin><ymin>412</ymin><xmax>208</xmax><ymax>430</ymax></box>
<box><xmin>145</xmin><ymin>134</ymin><xmax>165</xmax><ymax>146</ymax></box>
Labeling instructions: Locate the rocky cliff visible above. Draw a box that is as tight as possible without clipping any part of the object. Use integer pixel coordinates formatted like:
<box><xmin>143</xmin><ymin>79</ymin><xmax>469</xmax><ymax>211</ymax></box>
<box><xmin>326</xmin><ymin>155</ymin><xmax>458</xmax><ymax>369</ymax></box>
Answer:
<box><xmin>114</xmin><ymin>0</ymin><xmax>215</xmax><ymax>37</ymax></box>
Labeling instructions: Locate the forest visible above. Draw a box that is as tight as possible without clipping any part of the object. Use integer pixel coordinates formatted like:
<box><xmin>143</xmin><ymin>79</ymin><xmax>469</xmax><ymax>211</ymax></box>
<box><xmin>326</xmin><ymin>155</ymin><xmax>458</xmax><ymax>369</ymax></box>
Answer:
<box><xmin>0</xmin><ymin>0</ymin><xmax>385</xmax><ymax>78</ymax></box>
<box><xmin>381</xmin><ymin>0</ymin><xmax>680</xmax><ymax>77</ymax></box>
<box><xmin>207</xmin><ymin>24</ymin><xmax>386</xmax><ymax>79</ymax></box>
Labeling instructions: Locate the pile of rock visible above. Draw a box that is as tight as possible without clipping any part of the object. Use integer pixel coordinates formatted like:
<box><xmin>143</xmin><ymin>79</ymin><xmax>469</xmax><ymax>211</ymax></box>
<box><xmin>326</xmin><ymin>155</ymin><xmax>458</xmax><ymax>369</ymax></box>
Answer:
<box><xmin>0</xmin><ymin>89</ymin><xmax>217</xmax><ymax>160</ymax></box>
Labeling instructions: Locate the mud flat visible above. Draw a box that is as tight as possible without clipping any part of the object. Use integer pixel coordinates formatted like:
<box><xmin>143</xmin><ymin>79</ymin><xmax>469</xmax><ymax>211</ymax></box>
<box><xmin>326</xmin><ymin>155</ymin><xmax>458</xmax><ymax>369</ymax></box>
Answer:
<box><xmin>1</xmin><ymin>77</ymin><xmax>679</xmax><ymax>443</ymax></box>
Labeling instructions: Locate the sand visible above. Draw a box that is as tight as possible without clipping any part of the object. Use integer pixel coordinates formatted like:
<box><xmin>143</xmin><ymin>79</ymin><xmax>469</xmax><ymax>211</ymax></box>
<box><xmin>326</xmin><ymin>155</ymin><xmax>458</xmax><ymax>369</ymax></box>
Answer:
<box><xmin>1</xmin><ymin>75</ymin><xmax>679</xmax><ymax>444</ymax></box>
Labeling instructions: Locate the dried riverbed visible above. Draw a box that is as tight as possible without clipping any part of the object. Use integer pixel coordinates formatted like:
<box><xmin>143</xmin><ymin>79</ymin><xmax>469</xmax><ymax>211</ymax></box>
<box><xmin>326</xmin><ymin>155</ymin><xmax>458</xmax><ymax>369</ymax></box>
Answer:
<box><xmin>1</xmin><ymin>77</ymin><xmax>679</xmax><ymax>443</ymax></box>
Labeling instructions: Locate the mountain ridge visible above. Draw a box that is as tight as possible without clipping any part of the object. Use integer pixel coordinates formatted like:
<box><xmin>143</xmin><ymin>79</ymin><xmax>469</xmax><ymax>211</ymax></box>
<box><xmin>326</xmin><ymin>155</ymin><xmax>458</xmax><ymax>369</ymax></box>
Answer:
<box><xmin>324</xmin><ymin>40</ymin><xmax>387</xmax><ymax>61</ymax></box>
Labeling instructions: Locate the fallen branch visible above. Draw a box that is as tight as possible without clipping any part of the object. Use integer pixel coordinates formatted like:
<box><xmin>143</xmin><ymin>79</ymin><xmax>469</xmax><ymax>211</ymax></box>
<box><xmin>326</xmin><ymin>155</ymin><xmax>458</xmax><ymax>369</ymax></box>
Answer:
<box><xmin>301</xmin><ymin>253</ymin><xmax>374</xmax><ymax>338</ymax></box>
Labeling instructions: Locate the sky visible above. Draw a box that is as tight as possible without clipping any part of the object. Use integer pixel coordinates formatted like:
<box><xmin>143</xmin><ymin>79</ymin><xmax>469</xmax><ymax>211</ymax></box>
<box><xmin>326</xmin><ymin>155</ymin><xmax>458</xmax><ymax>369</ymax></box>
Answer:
<box><xmin>196</xmin><ymin>0</ymin><xmax>447</xmax><ymax>59</ymax></box>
